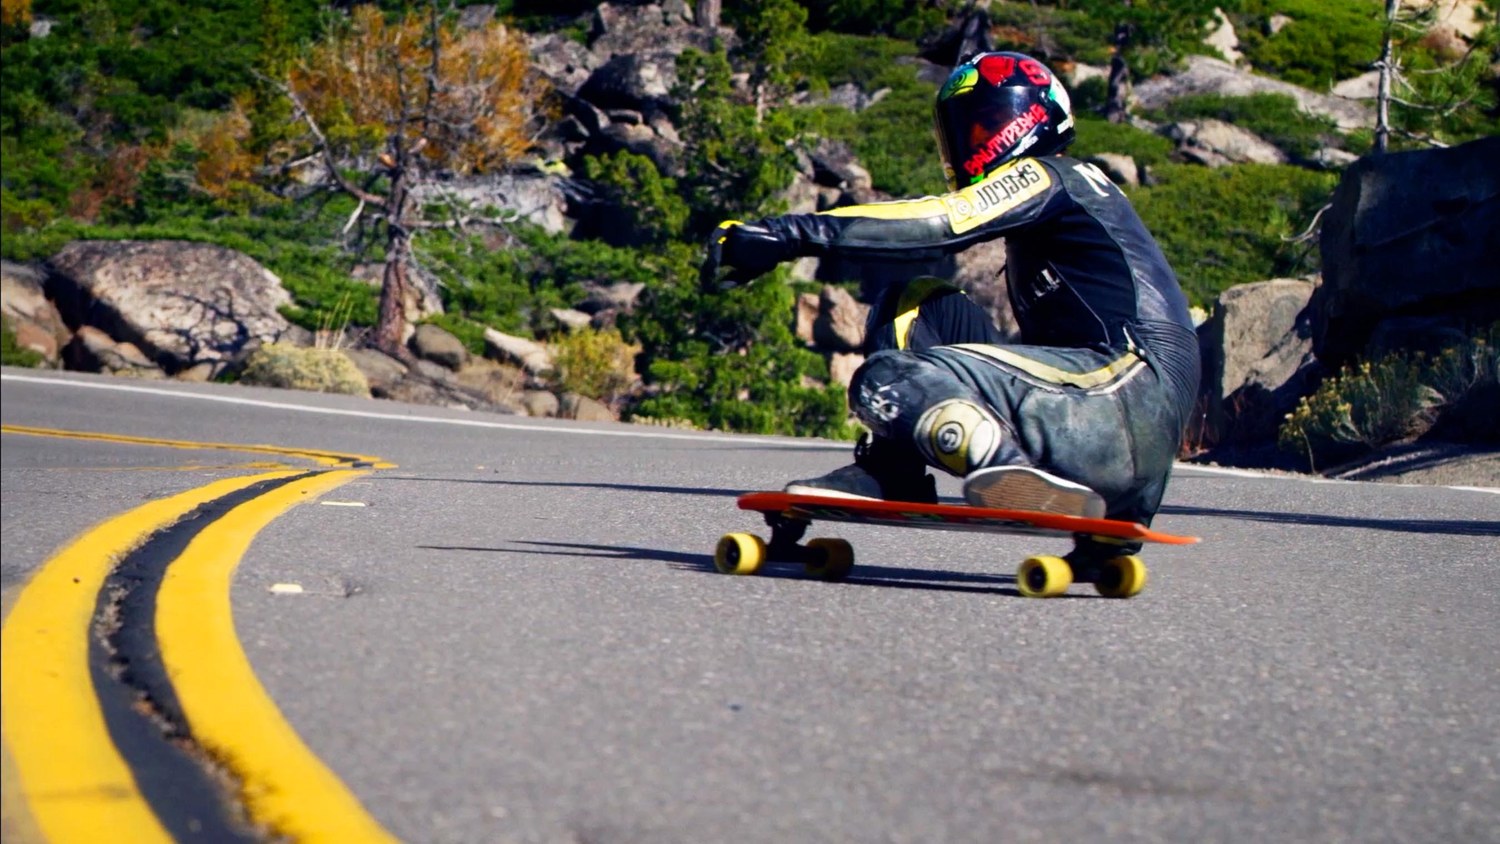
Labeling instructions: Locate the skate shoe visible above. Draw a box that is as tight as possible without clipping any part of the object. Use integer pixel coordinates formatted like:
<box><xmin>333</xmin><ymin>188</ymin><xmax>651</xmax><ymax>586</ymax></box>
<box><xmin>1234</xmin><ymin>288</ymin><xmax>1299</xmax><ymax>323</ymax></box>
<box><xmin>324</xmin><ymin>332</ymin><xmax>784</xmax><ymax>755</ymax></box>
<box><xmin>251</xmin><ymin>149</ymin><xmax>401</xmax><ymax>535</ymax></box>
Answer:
<box><xmin>961</xmin><ymin>465</ymin><xmax>1106</xmax><ymax>518</ymax></box>
<box><xmin>784</xmin><ymin>435</ymin><xmax>938</xmax><ymax>503</ymax></box>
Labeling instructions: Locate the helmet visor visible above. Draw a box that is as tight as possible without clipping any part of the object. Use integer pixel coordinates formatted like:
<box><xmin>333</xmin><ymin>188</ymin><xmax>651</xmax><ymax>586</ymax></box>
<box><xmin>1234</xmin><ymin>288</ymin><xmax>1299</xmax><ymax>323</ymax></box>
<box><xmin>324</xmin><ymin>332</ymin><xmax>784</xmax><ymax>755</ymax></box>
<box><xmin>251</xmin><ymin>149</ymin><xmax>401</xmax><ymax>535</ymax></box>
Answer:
<box><xmin>936</xmin><ymin>85</ymin><xmax>1049</xmax><ymax>188</ymax></box>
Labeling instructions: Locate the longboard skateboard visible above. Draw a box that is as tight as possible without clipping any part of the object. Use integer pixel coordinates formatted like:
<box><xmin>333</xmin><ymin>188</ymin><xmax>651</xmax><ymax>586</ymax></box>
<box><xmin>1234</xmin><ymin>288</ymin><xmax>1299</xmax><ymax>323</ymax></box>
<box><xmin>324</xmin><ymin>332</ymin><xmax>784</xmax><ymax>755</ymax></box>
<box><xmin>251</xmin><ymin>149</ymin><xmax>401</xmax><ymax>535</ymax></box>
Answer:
<box><xmin>716</xmin><ymin>491</ymin><xmax>1200</xmax><ymax>599</ymax></box>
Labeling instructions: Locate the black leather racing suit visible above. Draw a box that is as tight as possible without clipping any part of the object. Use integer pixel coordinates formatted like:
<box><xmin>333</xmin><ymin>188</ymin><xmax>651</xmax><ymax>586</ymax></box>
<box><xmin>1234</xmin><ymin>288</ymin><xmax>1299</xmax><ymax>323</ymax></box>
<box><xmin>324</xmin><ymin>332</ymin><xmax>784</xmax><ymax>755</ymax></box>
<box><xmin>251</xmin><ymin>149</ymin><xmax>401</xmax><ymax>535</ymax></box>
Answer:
<box><xmin>753</xmin><ymin>154</ymin><xmax>1202</xmax><ymax>529</ymax></box>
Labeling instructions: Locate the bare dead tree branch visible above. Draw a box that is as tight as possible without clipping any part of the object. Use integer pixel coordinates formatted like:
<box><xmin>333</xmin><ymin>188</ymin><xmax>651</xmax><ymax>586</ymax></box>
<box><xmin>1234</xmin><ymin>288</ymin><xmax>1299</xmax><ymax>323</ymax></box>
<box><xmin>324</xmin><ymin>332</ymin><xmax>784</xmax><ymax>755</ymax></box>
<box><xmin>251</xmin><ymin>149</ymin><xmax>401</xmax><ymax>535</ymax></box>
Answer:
<box><xmin>1393</xmin><ymin>127</ymin><xmax>1451</xmax><ymax>148</ymax></box>
<box><xmin>421</xmin><ymin>1</ymin><xmax>444</xmax><ymax>142</ymax></box>
<box><xmin>408</xmin><ymin>212</ymin><xmax>519</xmax><ymax>231</ymax></box>
<box><xmin>274</xmin><ymin>76</ymin><xmax>390</xmax><ymax>207</ymax></box>
<box><xmin>422</xmin><ymin>180</ymin><xmax>483</xmax><ymax>235</ymax></box>
<box><xmin>280</xmin><ymin>151</ymin><xmax>323</xmax><ymax>172</ymax></box>
<box><xmin>1374</xmin><ymin>0</ymin><xmax>1399</xmax><ymax>153</ymax></box>
<box><xmin>1283</xmin><ymin>202</ymin><xmax>1332</xmax><ymax>245</ymax></box>
<box><xmin>342</xmin><ymin>198</ymin><xmax>366</xmax><ymax>235</ymax></box>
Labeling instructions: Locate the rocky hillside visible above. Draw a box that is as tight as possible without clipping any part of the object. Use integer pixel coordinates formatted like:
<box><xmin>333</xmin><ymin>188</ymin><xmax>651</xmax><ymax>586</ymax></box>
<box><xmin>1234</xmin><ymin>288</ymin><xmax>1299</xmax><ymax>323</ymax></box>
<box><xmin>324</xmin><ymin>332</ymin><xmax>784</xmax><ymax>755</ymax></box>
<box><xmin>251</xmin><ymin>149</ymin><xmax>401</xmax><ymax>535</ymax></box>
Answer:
<box><xmin>3</xmin><ymin>0</ymin><xmax>1497</xmax><ymax>472</ymax></box>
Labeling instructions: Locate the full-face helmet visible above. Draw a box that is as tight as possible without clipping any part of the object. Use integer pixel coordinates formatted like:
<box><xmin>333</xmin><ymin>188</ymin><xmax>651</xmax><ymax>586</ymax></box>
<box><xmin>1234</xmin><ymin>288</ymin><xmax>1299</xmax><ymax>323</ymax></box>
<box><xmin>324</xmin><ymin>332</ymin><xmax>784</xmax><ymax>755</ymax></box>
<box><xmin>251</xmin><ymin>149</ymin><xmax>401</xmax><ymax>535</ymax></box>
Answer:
<box><xmin>934</xmin><ymin>52</ymin><xmax>1075</xmax><ymax>190</ymax></box>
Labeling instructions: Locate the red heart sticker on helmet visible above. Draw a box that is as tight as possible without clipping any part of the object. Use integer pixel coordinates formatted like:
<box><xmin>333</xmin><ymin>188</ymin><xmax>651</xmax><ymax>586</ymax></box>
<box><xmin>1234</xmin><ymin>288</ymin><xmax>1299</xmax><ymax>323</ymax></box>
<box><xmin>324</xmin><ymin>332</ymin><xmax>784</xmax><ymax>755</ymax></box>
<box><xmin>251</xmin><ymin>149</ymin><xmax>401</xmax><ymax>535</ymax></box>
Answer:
<box><xmin>977</xmin><ymin>55</ymin><xmax>1016</xmax><ymax>86</ymax></box>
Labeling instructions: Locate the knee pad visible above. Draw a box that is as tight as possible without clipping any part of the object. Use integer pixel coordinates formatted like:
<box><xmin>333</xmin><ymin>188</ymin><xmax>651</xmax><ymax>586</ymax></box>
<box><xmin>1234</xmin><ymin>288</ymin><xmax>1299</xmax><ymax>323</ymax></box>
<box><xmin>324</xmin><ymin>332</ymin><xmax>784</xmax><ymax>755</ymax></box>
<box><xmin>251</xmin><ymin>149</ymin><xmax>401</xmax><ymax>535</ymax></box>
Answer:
<box><xmin>850</xmin><ymin>353</ymin><xmax>1006</xmax><ymax>476</ymax></box>
<box><xmin>914</xmin><ymin>398</ymin><xmax>1004</xmax><ymax>476</ymax></box>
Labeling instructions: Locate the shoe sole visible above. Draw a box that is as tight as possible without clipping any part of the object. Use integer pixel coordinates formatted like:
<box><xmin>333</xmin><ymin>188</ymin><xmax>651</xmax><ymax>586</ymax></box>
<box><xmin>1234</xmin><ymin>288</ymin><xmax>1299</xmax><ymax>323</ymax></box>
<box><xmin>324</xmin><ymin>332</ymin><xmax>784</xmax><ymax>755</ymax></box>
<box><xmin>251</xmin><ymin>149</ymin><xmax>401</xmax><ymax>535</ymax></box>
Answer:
<box><xmin>783</xmin><ymin>483</ymin><xmax>881</xmax><ymax>501</ymax></box>
<box><xmin>962</xmin><ymin>466</ymin><xmax>1106</xmax><ymax>518</ymax></box>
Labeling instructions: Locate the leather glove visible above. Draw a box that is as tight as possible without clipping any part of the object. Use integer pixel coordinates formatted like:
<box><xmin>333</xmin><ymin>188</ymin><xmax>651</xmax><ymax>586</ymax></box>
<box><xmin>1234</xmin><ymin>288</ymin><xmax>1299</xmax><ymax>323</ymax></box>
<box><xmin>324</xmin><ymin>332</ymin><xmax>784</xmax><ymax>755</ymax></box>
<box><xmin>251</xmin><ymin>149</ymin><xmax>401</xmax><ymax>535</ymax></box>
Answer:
<box><xmin>700</xmin><ymin>220</ymin><xmax>791</xmax><ymax>290</ymax></box>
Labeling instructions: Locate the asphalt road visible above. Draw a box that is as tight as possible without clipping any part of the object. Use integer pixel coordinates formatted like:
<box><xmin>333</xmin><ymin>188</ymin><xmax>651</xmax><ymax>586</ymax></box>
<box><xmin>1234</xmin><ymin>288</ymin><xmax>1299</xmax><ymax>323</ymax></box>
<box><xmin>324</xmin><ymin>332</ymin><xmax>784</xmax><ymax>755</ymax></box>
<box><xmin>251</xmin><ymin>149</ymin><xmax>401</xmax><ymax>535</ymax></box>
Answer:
<box><xmin>3</xmin><ymin>368</ymin><xmax>1498</xmax><ymax>844</ymax></box>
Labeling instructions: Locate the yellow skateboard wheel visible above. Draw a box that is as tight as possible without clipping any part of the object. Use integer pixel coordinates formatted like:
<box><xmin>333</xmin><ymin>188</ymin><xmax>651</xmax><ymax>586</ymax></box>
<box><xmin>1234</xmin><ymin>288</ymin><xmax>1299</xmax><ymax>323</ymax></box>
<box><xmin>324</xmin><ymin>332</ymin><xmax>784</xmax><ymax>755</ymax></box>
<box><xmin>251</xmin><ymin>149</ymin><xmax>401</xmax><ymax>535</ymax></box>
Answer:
<box><xmin>1094</xmin><ymin>555</ymin><xmax>1148</xmax><ymax>598</ymax></box>
<box><xmin>1017</xmin><ymin>555</ymin><xmax>1073</xmax><ymax>598</ymax></box>
<box><xmin>715</xmin><ymin>532</ymin><xmax>766</xmax><ymax>575</ymax></box>
<box><xmin>805</xmin><ymin>537</ymin><xmax>854</xmax><ymax>581</ymax></box>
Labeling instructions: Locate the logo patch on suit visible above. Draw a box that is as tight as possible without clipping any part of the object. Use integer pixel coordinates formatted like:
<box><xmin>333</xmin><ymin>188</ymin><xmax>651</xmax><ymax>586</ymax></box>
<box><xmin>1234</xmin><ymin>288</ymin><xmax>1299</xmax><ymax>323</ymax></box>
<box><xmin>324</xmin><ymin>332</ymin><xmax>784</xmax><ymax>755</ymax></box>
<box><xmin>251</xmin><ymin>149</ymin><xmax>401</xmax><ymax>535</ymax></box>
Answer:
<box><xmin>942</xmin><ymin>159</ymin><xmax>1051</xmax><ymax>234</ymax></box>
<box><xmin>855</xmin><ymin>383</ymin><xmax>904</xmax><ymax>431</ymax></box>
<box><xmin>914</xmin><ymin>399</ymin><xmax>1002</xmax><ymax>476</ymax></box>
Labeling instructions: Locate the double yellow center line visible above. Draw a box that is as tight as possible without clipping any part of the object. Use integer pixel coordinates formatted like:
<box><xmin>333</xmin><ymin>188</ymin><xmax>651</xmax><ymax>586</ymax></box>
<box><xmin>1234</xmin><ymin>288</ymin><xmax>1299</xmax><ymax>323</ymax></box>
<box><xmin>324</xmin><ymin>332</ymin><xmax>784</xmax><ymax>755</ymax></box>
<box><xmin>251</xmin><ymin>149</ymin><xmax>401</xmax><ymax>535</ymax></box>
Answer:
<box><xmin>1</xmin><ymin>427</ymin><xmax>400</xmax><ymax>843</ymax></box>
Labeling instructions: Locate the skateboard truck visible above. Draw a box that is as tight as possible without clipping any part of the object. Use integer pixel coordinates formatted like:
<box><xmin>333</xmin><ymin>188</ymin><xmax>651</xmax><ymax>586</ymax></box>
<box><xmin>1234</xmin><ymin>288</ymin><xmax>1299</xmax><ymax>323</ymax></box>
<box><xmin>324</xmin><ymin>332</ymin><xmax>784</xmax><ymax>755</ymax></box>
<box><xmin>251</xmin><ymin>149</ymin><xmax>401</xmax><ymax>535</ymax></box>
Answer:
<box><xmin>716</xmin><ymin>506</ymin><xmax>856</xmax><ymax>582</ymax></box>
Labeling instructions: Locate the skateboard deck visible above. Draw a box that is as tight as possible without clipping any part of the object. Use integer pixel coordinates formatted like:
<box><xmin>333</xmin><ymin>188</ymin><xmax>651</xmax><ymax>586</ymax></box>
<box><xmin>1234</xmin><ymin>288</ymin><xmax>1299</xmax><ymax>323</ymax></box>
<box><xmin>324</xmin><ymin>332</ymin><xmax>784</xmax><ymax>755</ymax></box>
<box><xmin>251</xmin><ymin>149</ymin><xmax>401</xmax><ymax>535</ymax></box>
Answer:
<box><xmin>715</xmin><ymin>491</ymin><xmax>1199</xmax><ymax>598</ymax></box>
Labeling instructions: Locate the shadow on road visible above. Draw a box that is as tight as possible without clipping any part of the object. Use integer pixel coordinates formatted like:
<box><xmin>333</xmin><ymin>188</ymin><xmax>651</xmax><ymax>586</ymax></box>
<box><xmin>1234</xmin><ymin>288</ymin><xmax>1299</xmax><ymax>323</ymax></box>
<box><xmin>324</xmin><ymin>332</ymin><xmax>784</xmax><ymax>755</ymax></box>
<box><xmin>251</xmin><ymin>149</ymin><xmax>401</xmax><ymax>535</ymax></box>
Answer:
<box><xmin>415</xmin><ymin>540</ymin><xmax>1050</xmax><ymax>598</ymax></box>
<box><xmin>382</xmin><ymin>476</ymin><xmax>743</xmax><ymax>498</ymax></box>
<box><xmin>838</xmin><ymin>568</ymin><xmax>1036</xmax><ymax>598</ymax></box>
<box><xmin>418</xmin><ymin>541</ymin><xmax>707</xmax><ymax>568</ymax></box>
<box><xmin>381</xmin><ymin>476</ymin><xmax>970</xmax><ymax>505</ymax></box>
<box><xmin>1161</xmin><ymin>504</ymin><xmax>1500</xmax><ymax>537</ymax></box>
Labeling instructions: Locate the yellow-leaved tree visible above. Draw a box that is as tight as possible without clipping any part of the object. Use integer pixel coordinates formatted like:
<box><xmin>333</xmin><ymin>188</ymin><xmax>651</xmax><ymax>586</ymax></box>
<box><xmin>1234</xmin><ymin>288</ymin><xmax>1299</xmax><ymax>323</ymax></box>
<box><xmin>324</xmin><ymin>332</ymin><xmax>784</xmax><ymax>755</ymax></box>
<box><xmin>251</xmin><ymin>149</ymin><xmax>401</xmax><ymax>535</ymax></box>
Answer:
<box><xmin>280</xmin><ymin>3</ymin><xmax>548</xmax><ymax>356</ymax></box>
<box><xmin>1</xmin><ymin>0</ymin><xmax>30</xmax><ymax>28</ymax></box>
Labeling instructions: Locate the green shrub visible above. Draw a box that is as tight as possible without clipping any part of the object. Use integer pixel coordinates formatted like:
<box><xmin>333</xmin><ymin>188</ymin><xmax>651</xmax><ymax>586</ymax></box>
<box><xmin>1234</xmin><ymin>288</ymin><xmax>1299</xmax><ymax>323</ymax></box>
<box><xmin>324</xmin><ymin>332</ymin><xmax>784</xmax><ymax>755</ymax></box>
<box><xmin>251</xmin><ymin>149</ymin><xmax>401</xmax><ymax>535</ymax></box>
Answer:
<box><xmin>581</xmin><ymin>151</ymin><xmax>691</xmax><ymax>245</ymax></box>
<box><xmin>1126</xmin><ymin>163</ymin><xmax>1337</xmax><ymax>307</ymax></box>
<box><xmin>1147</xmin><ymin>92</ymin><xmax>1344</xmax><ymax>160</ymax></box>
<box><xmin>422</xmin><ymin>224</ymin><xmax>654</xmax><ymax>341</ymax></box>
<box><xmin>1</xmin><ymin>0</ymin><xmax>323</xmax><ymax>139</ymax></box>
<box><xmin>1279</xmin><ymin>326</ymin><xmax>1500</xmax><ymax>469</ymax></box>
<box><xmin>792</xmin><ymin>31</ymin><xmax>918</xmax><ymax>90</ymax></box>
<box><xmin>990</xmin><ymin>1</ymin><xmax>1222</xmax><ymax>78</ymax></box>
<box><xmin>238</xmin><ymin>343</ymin><xmax>370</xmax><ymax>396</ymax></box>
<box><xmin>0</xmin><ymin>0</ymin><xmax>328</xmax><ymax>233</ymax></box>
<box><xmin>790</xmin><ymin>33</ymin><xmax>946</xmax><ymax>197</ymax></box>
<box><xmin>0</xmin><ymin>124</ymin><xmax>87</xmax><ymax>233</ymax></box>
<box><xmin>1</xmin><ymin>316</ymin><xmax>46</xmax><ymax>368</ymax></box>
<box><xmin>846</xmin><ymin>76</ymin><xmax>948</xmax><ymax>197</ymax></box>
<box><xmin>278</xmin><ymin>274</ymin><xmax>379</xmax><ymax>338</ymax></box>
<box><xmin>797</xmin><ymin>0</ymin><xmax>947</xmax><ymax>40</ymax></box>
<box><xmin>0</xmin><ymin>204</ymin><xmax>383</xmax><ymax>333</ymax></box>
<box><xmin>1071</xmin><ymin>114</ymin><xmax>1176</xmax><ymax>168</ymax></box>
<box><xmin>621</xmin><ymin>242</ymin><xmax>858</xmax><ymax>440</ymax></box>
<box><xmin>1069</xmin><ymin>77</ymin><xmax>1110</xmax><ymax>115</ymax></box>
<box><xmin>1233</xmin><ymin>0</ymin><xmax>1386</xmax><ymax>90</ymax></box>
<box><xmin>674</xmin><ymin>46</ymin><xmax>804</xmax><ymax>233</ymax></box>
<box><xmin>986</xmin><ymin>3</ymin><xmax>1115</xmax><ymax>66</ymax></box>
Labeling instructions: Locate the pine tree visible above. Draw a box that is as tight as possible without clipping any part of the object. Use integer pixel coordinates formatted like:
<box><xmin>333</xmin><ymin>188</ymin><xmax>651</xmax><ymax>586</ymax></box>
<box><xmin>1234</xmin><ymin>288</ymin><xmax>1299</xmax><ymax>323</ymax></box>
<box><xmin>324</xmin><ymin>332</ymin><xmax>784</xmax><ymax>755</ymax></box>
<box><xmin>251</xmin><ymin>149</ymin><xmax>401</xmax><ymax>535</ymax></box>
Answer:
<box><xmin>1374</xmin><ymin>0</ymin><xmax>1499</xmax><ymax>152</ymax></box>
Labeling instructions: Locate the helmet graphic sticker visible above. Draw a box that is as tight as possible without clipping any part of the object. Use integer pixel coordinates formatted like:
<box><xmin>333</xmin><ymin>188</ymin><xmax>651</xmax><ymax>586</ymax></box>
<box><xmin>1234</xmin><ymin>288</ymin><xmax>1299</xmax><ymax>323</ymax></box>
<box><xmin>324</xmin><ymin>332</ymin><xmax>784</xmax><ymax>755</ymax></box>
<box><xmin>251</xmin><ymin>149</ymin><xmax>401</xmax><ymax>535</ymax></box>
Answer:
<box><xmin>939</xmin><ymin>66</ymin><xmax>979</xmax><ymax>100</ymax></box>
<box><xmin>977</xmin><ymin>54</ymin><xmax>1017</xmax><ymax>85</ymax></box>
<box><xmin>963</xmin><ymin>103</ymin><xmax>1049</xmax><ymax>179</ymax></box>
<box><xmin>1048</xmin><ymin>76</ymin><xmax>1075</xmax><ymax>133</ymax></box>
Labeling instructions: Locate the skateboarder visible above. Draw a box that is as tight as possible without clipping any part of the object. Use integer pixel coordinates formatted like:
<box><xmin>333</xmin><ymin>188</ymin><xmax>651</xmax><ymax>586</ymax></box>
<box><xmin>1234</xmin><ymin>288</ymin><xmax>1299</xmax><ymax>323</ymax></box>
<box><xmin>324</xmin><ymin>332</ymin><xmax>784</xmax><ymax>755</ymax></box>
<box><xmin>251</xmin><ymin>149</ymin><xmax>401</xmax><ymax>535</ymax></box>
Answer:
<box><xmin>699</xmin><ymin>51</ymin><xmax>1201</xmax><ymax>564</ymax></box>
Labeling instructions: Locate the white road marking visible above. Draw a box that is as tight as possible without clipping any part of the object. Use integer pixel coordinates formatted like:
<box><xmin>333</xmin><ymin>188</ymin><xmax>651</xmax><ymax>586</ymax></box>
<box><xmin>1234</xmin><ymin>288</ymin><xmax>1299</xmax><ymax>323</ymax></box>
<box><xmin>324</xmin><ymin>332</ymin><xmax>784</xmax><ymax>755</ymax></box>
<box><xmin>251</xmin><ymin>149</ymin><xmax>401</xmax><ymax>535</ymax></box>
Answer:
<box><xmin>0</xmin><ymin>372</ymin><xmax>846</xmax><ymax>449</ymax></box>
<box><xmin>1172</xmin><ymin>464</ymin><xmax>1271</xmax><ymax>479</ymax></box>
<box><xmin>6</xmin><ymin>372</ymin><xmax>1493</xmax><ymax>493</ymax></box>
<box><xmin>1176</xmin><ymin>460</ymin><xmax>1498</xmax><ymax>493</ymax></box>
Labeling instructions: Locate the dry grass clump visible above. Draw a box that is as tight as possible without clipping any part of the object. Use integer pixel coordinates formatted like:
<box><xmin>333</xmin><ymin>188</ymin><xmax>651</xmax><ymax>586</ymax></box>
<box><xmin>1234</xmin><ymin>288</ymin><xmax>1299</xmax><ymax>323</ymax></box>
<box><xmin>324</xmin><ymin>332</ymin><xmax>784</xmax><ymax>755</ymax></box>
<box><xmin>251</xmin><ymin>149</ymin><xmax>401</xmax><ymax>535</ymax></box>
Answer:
<box><xmin>1279</xmin><ymin>325</ymin><xmax>1498</xmax><ymax>470</ymax></box>
<box><xmin>239</xmin><ymin>343</ymin><xmax>370</xmax><ymax>397</ymax></box>
<box><xmin>552</xmin><ymin>327</ymin><xmax>639</xmax><ymax>405</ymax></box>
